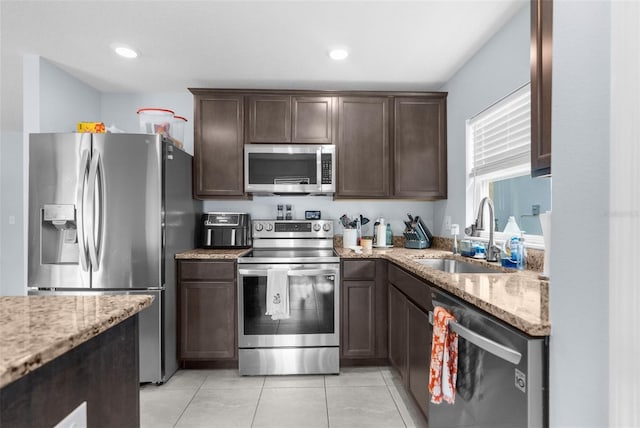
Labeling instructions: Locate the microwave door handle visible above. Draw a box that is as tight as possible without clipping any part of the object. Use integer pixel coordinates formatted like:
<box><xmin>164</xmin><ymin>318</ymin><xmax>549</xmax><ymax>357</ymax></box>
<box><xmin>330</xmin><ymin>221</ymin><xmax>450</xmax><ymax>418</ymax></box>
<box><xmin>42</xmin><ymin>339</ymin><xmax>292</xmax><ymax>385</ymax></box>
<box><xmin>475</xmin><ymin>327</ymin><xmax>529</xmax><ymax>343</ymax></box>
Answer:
<box><xmin>316</xmin><ymin>146</ymin><xmax>323</xmax><ymax>191</ymax></box>
<box><xmin>428</xmin><ymin>311</ymin><xmax>522</xmax><ymax>365</ymax></box>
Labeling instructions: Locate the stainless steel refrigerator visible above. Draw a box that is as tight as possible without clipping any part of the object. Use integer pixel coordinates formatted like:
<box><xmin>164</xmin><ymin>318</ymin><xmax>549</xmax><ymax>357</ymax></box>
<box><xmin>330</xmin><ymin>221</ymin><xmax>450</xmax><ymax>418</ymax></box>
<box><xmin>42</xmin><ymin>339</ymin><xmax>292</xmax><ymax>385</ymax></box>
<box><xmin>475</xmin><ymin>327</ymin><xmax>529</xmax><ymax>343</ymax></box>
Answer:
<box><xmin>28</xmin><ymin>133</ymin><xmax>201</xmax><ymax>384</ymax></box>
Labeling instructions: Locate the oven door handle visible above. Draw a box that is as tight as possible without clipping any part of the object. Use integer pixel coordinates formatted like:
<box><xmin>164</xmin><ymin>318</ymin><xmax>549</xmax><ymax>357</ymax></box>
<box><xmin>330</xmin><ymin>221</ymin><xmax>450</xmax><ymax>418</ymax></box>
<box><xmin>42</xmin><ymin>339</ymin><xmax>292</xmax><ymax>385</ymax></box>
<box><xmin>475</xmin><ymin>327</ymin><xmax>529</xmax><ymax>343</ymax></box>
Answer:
<box><xmin>238</xmin><ymin>268</ymin><xmax>337</xmax><ymax>277</ymax></box>
<box><xmin>287</xmin><ymin>268</ymin><xmax>337</xmax><ymax>276</ymax></box>
<box><xmin>429</xmin><ymin>311</ymin><xmax>522</xmax><ymax>365</ymax></box>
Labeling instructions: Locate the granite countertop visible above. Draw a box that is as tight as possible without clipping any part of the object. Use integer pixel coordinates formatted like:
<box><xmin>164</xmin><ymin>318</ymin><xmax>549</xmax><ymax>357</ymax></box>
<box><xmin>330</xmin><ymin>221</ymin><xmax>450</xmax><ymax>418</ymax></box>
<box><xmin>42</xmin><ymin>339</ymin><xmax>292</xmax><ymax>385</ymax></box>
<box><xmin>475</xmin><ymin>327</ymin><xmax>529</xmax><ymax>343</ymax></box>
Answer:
<box><xmin>0</xmin><ymin>295</ymin><xmax>153</xmax><ymax>388</ymax></box>
<box><xmin>175</xmin><ymin>248</ymin><xmax>252</xmax><ymax>259</ymax></box>
<box><xmin>336</xmin><ymin>246</ymin><xmax>550</xmax><ymax>336</ymax></box>
<box><xmin>175</xmin><ymin>246</ymin><xmax>550</xmax><ymax>336</ymax></box>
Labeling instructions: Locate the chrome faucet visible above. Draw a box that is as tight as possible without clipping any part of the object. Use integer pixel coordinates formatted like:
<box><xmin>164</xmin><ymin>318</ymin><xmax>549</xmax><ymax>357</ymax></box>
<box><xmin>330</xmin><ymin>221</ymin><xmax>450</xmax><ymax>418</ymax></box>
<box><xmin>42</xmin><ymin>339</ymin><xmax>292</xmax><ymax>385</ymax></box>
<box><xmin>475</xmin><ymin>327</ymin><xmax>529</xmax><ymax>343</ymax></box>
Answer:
<box><xmin>465</xmin><ymin>197</ymin><xmax>501</xmax><ymax>262</ymax></box>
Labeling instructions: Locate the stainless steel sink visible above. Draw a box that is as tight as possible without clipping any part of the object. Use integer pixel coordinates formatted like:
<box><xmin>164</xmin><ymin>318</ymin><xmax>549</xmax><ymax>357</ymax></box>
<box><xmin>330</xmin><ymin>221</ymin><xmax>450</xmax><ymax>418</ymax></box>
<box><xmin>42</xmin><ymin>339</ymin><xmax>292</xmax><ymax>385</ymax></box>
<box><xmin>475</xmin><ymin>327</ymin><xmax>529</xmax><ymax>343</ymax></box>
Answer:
<box><xmin>415</xmin><ymin>258</ymin><xmax>507</xmax><ymax>274</ymax></box>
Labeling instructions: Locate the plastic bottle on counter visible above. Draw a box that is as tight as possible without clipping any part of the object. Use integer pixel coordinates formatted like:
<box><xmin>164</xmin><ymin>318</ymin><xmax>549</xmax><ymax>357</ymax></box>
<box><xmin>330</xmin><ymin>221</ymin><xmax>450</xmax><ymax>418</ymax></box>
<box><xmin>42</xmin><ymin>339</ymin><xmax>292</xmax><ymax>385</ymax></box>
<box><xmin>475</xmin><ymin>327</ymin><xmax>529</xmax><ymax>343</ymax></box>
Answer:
<box><xmin>386</xmin><ymin>223</ymin><xmax>393</xmax><ymax>247</ymax></box>
<box><xmin>375</xmin><ymin>219</ymin><xmax>386</xmax><ymax>248</ymax></box>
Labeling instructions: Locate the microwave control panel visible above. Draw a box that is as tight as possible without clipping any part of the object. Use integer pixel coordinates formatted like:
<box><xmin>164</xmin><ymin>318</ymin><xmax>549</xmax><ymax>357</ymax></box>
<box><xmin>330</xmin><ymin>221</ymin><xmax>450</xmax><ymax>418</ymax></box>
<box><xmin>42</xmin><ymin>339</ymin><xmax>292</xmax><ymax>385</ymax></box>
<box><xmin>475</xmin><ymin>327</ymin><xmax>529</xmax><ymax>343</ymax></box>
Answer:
<box><xmin>321</xmin><ymin>154</ymin><xmax>333</xmax><ymax>184</ymax></box>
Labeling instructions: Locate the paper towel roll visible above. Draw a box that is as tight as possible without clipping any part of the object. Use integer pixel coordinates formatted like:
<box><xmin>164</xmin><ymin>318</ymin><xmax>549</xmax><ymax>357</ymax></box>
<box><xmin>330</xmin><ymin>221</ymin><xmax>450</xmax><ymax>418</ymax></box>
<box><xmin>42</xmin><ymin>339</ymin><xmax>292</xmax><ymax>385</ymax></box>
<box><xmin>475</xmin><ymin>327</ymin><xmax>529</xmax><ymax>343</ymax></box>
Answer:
<box><xmin>539</xmin><ymin>211</ymin><xmax>551</xmax><ymax>278</ymax></box>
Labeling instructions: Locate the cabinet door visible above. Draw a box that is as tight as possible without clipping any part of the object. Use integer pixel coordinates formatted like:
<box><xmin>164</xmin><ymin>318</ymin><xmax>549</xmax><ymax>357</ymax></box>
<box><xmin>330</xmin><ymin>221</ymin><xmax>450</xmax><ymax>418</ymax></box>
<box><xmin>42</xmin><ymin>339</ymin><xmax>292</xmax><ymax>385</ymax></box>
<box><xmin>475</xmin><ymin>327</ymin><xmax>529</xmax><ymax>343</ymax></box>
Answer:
<box><xmin>292</xmin><ymin>96</ymin><xmax>333</xmax><ymax>144</ymax></box>
<box><xmin>393</xmin><ymin>96</ymin><xmax>447</xmax><ymax>199</ymax></box>
<box><xmin>179</xmin><ymin>281</ymin><xmax>236</xmax><ymax>360</ymax></box>
<box><xmin>341</xmin><ymin>280</ymin><xmax>376</xmax><ymax>358</ymax></box>
<box><xmin>336</xmin><ymin>97</ymin><xmax>390</xmax><ymax>197</ymax></box>
<box><xmin>194</xmin><ymin>94</ymin><xmax>245</xmax><ymax>198</ymax></box>
<box><xmin>531</xmin><ymin>0</ymin><xmax>553</xmax><ymax>177</ymax></box>
<box><xmin>388</xmin><ymin>284</ymin><xmax>407</xmax><ymax>380</ymax></box>
<box><xmin>248</xmin><ymin>95</ymin><xmax>291</xmax><ymax>142</ymax></box>
<box><xmin>407</xmin><ymin>299</ymin><xmax>431</xmax><ymax>420</ymax></box>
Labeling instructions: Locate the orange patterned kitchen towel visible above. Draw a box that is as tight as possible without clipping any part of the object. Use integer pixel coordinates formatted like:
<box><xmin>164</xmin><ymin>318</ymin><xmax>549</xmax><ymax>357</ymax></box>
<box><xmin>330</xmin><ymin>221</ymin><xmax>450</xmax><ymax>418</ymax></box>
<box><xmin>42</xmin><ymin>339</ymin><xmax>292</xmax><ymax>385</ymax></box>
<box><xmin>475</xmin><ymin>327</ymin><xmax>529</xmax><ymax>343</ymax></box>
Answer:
<box><xmin>429</xmin><ymin>306</ymin><xmax>459</xmax><ymax>404</ymax></box>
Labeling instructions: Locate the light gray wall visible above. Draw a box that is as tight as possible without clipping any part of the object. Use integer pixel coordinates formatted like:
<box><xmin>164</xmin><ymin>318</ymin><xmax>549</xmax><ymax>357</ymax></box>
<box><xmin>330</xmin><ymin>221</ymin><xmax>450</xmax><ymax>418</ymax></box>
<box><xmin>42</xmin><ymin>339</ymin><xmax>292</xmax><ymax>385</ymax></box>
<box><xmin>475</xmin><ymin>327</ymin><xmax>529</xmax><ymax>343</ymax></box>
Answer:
<box><xmin>434</xmin><ymin>5</ymin><xmax>530</xmax><ymax>236</ymax></box>
<box><xmin>550</xmin><ymin>2</ymin><xmax>610</xmax><ymax>426</ymax></box>
<box><xmin>0</xmin><ymin>131</ymin><xmax>24</xmax><ymax>295</ymax></box>
<box><xmin>101</xmin><ymin>93</ymin><xmax>194</xmax><ymax>155</ymax></box>
<box><xmin>39</xmin><ymin>59</ymin><xmax>101</xmax><ymax>132</ymax></box>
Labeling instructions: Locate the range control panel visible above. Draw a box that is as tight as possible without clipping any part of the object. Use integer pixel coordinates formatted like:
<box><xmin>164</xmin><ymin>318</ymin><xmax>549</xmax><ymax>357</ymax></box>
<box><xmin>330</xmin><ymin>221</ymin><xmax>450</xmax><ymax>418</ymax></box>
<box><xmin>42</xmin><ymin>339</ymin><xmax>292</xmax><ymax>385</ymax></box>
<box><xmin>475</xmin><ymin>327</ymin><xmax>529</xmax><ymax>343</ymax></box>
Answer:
<box><xmin>252</xmin><ymin>219</ymin><xmax>333</xmax><ymax>238</ymax></box>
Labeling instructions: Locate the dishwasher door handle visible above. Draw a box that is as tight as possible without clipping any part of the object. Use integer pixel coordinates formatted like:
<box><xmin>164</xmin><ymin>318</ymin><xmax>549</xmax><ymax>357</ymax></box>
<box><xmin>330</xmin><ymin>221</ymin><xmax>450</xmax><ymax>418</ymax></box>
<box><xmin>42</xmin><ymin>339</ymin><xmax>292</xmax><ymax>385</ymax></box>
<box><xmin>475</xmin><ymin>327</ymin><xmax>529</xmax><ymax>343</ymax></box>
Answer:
<box><xmin>429</xmin><ymin>311</ymin><xmax>522</xmax><ymax>365</ymax></box>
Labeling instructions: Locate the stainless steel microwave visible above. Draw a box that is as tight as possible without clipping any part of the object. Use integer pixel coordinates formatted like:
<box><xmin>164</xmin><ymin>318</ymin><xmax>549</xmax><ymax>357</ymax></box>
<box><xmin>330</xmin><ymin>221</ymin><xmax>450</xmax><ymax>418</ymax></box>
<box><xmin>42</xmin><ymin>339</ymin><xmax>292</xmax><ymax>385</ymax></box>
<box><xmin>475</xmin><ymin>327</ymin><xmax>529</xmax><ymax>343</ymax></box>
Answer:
<box><xmin>244</xmin><ymin>144</ymin><xmax>336</xmax><ymax>195</ymax></box>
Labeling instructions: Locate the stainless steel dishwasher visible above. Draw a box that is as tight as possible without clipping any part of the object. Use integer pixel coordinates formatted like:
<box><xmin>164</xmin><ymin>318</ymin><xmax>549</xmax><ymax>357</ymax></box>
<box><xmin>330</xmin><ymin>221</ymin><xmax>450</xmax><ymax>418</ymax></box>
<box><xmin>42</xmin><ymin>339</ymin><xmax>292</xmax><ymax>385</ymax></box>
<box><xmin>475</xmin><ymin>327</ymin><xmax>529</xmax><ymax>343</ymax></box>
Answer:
<box><xmin>429</xmin><ymin>287</ymin><xmax>548</xmax><ymax>428</ymax></box>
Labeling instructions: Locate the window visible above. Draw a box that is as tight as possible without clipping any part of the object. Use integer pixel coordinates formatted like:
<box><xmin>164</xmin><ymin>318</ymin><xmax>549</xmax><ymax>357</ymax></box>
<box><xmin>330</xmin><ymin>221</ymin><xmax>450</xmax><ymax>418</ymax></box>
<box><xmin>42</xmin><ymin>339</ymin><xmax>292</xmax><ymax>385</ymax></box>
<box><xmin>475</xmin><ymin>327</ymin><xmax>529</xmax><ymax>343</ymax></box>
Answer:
<box><xmin>467</xmin><ymin>83</ymin><xmax>551</xmax><ymax>249</ymax></box>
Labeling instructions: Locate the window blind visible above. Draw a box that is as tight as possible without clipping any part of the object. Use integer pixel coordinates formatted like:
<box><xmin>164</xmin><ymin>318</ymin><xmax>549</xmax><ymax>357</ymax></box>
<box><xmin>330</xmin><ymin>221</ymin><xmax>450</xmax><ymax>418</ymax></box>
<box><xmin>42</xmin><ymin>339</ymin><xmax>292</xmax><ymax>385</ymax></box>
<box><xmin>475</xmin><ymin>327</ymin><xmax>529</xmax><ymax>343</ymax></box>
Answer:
<box><xmin>469</xmin><ymin>84</ymin><xmax>531</xmax><ymax>178</ymax></box>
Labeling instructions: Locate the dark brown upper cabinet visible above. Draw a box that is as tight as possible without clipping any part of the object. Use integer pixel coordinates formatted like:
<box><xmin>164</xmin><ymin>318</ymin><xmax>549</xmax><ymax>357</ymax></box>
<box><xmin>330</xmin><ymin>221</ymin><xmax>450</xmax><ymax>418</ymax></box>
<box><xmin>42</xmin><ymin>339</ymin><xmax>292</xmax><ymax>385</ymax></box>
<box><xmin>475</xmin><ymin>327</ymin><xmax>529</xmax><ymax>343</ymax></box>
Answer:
<box><xmin>191</xmin><ymin>91</ymin><xmax>246</xmax><ymax>199</ymax></box>
<box><xmin>336</xmin><ymin>94</ymin><xmax>447</xmax><ymax>200</ymax></box>
<box><xmin>292</xmin><ymin>96</ymin><xmax>334</xmax><ymax>144</ymax></box>
<box><xmin>531</xmin><ymin>0</ymin><xmax>553</xmax><ymax>177</ymax></box>
<box><xmin>248</xmin><ymin>95</ymin><xmax>291</xmax><ymax>142</ymax></box>
<box><xmin>393</xmin><ymin>96</ymin><xmax>447</xmax><ymax>199</ymax></box>
<box><xmin>248</xmin><ymin>95</ymin><xmax>334</xmax><ymax>144</ymax></box>
<box><xmin>336</xmin><ymin>96</ymin><xmax>390</xmax><ymax>198</ymax></box>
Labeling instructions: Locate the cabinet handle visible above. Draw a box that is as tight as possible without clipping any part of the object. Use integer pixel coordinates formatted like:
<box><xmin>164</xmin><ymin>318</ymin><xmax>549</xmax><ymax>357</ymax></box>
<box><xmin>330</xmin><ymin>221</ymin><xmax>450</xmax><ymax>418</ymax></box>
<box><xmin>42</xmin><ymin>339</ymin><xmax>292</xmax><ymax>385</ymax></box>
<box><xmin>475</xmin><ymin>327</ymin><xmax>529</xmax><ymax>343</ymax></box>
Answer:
<box><xmin>428</xmin><ymin>311</ymin><xmax>522</xmax><ymax>365</ymax></box>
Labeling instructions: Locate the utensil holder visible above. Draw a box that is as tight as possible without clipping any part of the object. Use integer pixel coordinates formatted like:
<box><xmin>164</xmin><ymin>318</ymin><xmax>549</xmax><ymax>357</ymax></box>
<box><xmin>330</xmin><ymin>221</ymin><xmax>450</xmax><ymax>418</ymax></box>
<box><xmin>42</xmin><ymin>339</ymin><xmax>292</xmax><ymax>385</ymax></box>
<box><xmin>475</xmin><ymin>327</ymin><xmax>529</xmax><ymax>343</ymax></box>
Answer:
<box><xmin>343</xmin><ymin>229</ymin><xmax>358</xmax><ymax>248</ymax></box>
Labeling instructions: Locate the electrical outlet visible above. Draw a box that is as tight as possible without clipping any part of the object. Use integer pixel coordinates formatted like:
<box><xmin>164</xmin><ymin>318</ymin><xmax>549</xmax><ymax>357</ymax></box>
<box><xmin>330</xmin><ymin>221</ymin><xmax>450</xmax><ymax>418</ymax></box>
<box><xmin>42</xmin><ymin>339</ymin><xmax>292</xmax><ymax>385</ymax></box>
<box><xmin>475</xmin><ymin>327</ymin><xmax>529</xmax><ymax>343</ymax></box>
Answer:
<box><xmin>444</xmin><ymin>215</ymin><xmax>452</xmax><ymax>231</ymax></box>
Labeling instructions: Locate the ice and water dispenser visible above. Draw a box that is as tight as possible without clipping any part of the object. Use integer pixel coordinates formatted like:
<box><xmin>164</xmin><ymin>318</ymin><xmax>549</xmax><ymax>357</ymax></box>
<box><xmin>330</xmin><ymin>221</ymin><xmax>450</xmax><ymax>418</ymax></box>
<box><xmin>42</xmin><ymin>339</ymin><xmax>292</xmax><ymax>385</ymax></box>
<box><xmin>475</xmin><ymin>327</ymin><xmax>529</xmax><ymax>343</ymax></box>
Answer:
<box><xmin>40</xmin><ymin>204</ymin><xmax>79</xmax><ymax>264</ymax></box>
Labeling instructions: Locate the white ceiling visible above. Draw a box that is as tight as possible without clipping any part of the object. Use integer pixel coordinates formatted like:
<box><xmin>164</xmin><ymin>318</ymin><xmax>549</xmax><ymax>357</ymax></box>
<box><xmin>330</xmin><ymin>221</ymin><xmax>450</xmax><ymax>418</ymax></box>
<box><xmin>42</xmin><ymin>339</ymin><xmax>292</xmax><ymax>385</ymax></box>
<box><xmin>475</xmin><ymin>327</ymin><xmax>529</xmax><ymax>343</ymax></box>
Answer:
<box><xmin>1</xmin><ymin>0</ymin><xmax>526</xmax><ymax>131</ymax></box>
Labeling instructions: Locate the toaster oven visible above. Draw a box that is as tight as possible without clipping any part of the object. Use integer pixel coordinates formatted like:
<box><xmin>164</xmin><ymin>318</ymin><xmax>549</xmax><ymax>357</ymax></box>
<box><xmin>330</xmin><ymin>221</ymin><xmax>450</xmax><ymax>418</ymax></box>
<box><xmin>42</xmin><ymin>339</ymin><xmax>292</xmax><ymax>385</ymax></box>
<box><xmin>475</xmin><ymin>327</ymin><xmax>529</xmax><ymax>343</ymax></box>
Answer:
<box><xmin>201</xmin><ymin>212</ymin><xmax>251</xmax><ymax>248</ymax></box>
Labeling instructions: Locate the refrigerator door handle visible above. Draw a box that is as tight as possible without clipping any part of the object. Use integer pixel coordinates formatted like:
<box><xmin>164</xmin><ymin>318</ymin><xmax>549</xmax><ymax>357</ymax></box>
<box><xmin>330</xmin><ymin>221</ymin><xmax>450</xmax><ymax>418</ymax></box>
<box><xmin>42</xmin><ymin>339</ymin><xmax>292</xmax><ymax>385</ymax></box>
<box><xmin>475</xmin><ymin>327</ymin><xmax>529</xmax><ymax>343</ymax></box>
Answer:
<box><xmin>87</xmin><ymin>151</ymin><xmax>103</xmax><ymax>271</ymax></box>
<box><xmin>76</xmin><ymin>149</ymin><xmax>90</xmax><ymax>271</ymax></box>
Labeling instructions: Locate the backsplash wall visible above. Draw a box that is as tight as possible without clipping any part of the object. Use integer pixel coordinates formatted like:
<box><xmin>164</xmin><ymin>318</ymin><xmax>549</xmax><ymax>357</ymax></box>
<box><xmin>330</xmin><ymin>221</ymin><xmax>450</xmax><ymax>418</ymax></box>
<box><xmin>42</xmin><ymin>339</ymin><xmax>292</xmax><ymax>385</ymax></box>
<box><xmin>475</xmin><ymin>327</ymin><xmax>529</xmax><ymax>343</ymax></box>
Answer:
<box><xmin>202</xmin><ymin>197</ymin><xmax>435</xmax><ymax>237</ymax></box>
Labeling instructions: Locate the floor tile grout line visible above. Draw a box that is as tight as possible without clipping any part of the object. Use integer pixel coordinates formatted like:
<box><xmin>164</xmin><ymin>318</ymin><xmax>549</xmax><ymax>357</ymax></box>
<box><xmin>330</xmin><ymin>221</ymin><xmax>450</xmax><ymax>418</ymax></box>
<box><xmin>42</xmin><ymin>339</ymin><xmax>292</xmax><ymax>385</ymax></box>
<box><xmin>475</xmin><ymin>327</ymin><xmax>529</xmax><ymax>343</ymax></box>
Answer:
<box><xmin>378</xmin><ymin>366</ymin><xmax>410</xmax><ymax>428</ymax></box>
<box><xmin>323</xmin><ymin>374</ymin><xmax>330</xmax><ymax>428</ymax></box>
<box><xmin>171</xmin><ymin>374</ymin><xmax>207</xmax><ymax>428</ymax></box>
<box><xmin>250</xmin><ymin>376</ymin><xmax>266</xmax><ymax>428</ymax></box>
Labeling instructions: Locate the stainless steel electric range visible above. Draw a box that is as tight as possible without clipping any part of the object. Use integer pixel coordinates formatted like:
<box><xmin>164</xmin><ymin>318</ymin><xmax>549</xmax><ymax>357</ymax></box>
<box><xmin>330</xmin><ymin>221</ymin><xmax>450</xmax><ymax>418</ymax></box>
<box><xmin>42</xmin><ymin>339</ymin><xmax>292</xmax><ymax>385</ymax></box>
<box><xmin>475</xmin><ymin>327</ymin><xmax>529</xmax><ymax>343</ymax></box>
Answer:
<box><xmin>237</xmin><ymin>219</ymin><xmax>340</xmax><ymax>375</ymax></box>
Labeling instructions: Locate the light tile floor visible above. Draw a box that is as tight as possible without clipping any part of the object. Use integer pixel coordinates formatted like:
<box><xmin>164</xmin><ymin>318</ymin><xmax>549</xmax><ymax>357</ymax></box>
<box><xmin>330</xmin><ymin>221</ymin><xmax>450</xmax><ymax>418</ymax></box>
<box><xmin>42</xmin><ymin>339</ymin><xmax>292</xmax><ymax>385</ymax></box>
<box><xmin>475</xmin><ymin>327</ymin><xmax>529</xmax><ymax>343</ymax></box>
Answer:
<box><xmin>140</xmin><ymin>366</ymin><xmax>428</xmax><ymax>428</ymax></box>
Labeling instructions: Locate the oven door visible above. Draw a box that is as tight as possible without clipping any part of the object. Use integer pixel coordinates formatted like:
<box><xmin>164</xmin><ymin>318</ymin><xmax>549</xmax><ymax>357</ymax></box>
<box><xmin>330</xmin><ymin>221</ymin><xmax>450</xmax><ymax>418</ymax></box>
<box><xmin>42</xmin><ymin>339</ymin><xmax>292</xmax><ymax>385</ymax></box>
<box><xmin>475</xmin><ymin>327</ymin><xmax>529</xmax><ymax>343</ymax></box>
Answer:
<box><xmin>237</xmin><ymin>263</ymin><xmax>340</xmax><ymax>348</ymax></box>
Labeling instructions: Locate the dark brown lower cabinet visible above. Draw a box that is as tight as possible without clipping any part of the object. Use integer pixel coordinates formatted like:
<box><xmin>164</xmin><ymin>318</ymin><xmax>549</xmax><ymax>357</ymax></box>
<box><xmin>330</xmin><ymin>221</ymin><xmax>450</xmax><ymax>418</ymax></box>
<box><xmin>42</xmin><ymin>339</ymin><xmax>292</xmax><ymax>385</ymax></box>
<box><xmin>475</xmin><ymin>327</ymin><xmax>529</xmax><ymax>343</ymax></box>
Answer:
<box><xmin>388</xmin><ymin>284</ymin><xmax>407</xmax><ymax>379</ymax></box>
<box><xmin>178</xmin><ymin>260</ymin><xmax>237</xmax><ymax>365</ymax></box>
<box><xmin>340</xmin><ymin>259</ymin><xmax>388</xmax><ymax>363</ymax></box>
<box><xmin>387</xmin><ymin>264</ymin><xmax>433</xmax><ymax>421</ymax></box>
<box><xmin>407</xmin><ymin>299</ymin><xmax>432</xmax><ymax>419</ymax></box>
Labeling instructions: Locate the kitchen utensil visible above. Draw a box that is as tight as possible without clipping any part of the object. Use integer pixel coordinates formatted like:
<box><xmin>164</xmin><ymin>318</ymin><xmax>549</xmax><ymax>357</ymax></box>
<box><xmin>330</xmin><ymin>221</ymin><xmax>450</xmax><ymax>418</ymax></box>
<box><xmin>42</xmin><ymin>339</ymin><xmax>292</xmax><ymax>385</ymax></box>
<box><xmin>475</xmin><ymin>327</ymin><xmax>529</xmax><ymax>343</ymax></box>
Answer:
<box><xmin>360</xmin><ymin>215</ymin><xmax>370</xmax><ymax>225</ymax></box>
<box><xmin>340</xmin><ymin>214</ymin><xmax>349</xmax><ymax>228</ymax></box>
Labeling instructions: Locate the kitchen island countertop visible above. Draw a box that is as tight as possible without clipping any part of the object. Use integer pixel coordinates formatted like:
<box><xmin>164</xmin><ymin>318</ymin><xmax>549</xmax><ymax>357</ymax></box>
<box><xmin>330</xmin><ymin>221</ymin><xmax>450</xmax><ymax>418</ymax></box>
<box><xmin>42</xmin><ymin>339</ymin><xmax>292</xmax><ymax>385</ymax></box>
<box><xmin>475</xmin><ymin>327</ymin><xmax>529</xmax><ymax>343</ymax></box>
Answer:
<box><xmin>0</xmin><ymin>295</ymin><xmax>153</xmax><ymax>388</ymax></box>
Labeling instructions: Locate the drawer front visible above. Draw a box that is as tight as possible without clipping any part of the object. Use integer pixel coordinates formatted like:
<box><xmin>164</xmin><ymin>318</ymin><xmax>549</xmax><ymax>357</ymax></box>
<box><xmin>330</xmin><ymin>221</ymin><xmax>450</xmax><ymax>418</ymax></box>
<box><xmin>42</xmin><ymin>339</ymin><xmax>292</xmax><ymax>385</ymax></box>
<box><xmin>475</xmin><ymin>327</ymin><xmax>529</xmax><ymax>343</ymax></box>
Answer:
<box><xmin>179</xmin><ymin>260</ymin><xmax>236</xmax><ymax>281</ymax></box>
<box><xmin>342</xmin><ymin>260</ymin><xmax>376</xmax><ymax>280</ymax></box>
<box><xmin>387</xmin><ymin>264</ymin><xmax>431</xmax><ymax>312</ymax></box>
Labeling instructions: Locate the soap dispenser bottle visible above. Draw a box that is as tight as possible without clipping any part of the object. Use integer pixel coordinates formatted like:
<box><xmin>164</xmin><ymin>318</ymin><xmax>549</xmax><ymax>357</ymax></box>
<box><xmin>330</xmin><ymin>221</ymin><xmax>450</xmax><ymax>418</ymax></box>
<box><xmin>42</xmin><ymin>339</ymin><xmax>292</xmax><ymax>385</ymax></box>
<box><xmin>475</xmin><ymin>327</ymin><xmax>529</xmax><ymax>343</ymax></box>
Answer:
<box><xmin>385</xmin><ymin>223</ymin><xmax>393</xmax><ymax>247</ymax></box>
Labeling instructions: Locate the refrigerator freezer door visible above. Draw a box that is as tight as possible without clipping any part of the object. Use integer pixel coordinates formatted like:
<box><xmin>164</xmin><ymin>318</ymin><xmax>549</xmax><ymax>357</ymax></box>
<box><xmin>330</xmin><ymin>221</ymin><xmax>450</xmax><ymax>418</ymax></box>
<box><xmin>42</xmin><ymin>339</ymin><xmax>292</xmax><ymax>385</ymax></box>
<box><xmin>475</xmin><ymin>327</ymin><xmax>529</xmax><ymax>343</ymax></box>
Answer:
<box><xmin>28</xmin><ymin>133</ymin><xmax>92</xmax><ymax>288</ymax></box>
<box><xmin>90</xmin><ymin>134</ymin><xmax>163</xmax><ymax>289</ymax></box>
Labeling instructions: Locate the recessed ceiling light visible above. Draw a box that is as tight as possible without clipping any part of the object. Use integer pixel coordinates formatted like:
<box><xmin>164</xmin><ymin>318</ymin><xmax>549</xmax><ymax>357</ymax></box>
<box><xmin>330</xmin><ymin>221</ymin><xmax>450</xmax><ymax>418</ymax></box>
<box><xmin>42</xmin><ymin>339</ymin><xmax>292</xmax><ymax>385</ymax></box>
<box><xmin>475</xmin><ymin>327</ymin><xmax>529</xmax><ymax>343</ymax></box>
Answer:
<box><xmin>110</xmin><ymin>43</ymin><xmax>138</xmax><ymax>59</ymax></box>
<box><xmin>329</xmin><ymin>48</ymin><xmax>349</xmax><ymax>61</ymax></box>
